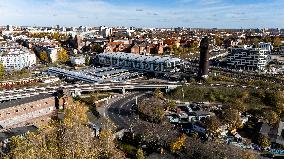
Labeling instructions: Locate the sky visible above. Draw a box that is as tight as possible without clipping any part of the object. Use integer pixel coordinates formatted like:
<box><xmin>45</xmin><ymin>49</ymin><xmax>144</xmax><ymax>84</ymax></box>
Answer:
<box><xmin>0</xmin><ymin>0</ymin><xmax>284</xmax><ymax>28</ymax></box>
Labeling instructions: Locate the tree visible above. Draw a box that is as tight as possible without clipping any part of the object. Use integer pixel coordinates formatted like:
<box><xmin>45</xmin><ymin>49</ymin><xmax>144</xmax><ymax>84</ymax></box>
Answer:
<box><xmin>0</xmin><ymin>63</ymin><xmax>4</xmax><ymax>77</ymax></box>
<box><xmin>253</xmin><ymin>134</ymin><xmax>271</xmax><ymax>148</ymax></box>
<box><xmin>154</xmin><ymin>89</ymin><xmax>164</xmax><ymax>99</ymax></box>
<box><xmin>214</xmin><ymin>35</ymin><xmax>223</xmax><ymax>46</ymax></box>
<box><xmin>5</xmin><ymin>102</ymin><xmax>126</xmax><ymax>159</ymax></box>
<box><xmin>167</xmin><ymin>100</ymin><xmax>176</xmax><ymax>111</ymax></box>
<box><xmin>263</xmin><ymin>110</ymin><xmax>279</xmax><ymax>126</ymax></box>
<box><xmin>136</xmin><ymin>148</ymin><xmax>146</xmax><ymax>159</ymax></box>
<box><xmin>273</xmin><ymin>37</ymin><xmax>281</xmax><ymax>47</ymax></box>
<box><xmin>221</xmin><ymin>109</ymin><xmax>242</xmax><ymax>129</ymax></box>
<box><xmin>138</xmin><ymin>97</ymin><xmax>165</xmax><ymax>123</ymax></box>
<box><xmin>85</xmin><ymin>56</ymin><xmax>91</xmax><ymax>66</ymax></box>
<box><xmin>170</xmin><ymin>134</ymin><xmax>186</xmax><ymax>153</ymax></box>
<box><xmin>203</xmin><ymin>116</ymin><xmax>221</xmax><ymax>138</ymax></box>
<box><xmin>263</xmin><ymin>91</ymin><xmax>284</xmax><ymax>115</ymax></box>
<box><xmin>57</xmin><ymin>48</ymin><xmax>70</xmax><ymax>63</ymax></box>
<box><xmin>251</xmin><ymin>38</ymin><xmax>260</xmax><ymax>46</ymax></box>
<box><xmin>264</xmin><ymin>36</ymin><xmax>272</xmax><ymax>43</ymax></box>
<box><xmin>39</xmin><ymin>51</ymin><xmax>49</xmax><ymax>63</ymax></box>
<box><xmin>90</xmin><ymin>44</ymin><xmax>104</xmax><ymax>53</ymax></box>
<box><xmin>90</xmin><ymin>92</ymin><xmax>99</xmax><ymax>105</ymax></box>
<box><xmin>232</xmin><ymin>99</ymin><xmax>246</xmax><ymax>112</ymax></box>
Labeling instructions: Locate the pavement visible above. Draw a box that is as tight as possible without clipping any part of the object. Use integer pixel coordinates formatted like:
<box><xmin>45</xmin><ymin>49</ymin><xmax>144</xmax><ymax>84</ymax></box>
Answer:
<box><xmin>99</xmin><ymin>91</ymin><xmax>149</xmax><ymax>130</ymax></box>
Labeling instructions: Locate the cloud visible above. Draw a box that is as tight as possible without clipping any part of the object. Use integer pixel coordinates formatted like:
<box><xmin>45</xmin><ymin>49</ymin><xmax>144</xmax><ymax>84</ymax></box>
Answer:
<box><xmin>0</xmin><ymin>0</ymin><xmax>283</xmax><ymax>28</ymax></box>
<box><xmin>136</xmin><ymin>9</ymin><xmax>144</xmax><ymax>12</ymax></box>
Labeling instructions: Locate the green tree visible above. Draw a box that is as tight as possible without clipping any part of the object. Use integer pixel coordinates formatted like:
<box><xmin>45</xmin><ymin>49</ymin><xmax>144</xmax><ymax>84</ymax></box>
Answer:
<box><xmin>136</xmin><ymin>148</ymin><xmax>145</xmax><ymax>159</ymax></box>
<box><xmin>0</xmin><ymin>63</ymin><xmax>4</xmax><ymax>77</ymax></box>
<box><xmin>57</xmin><ymin>48</ymin><xmax>70</xmax><ymax>63</ymax></box>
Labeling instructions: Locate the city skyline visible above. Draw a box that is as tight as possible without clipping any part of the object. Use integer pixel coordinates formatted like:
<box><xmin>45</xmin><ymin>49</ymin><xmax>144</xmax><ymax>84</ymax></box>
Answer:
<box><xmin>0</xmin><ymin>0</ymin><xmax>284</xmax><ymax>28</ymax></box>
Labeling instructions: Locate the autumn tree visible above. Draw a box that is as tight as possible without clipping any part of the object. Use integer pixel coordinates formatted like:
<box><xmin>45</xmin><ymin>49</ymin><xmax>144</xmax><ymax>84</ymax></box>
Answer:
<box><xmin>214</xmin><ymin>35</ymin><xmax>223</xmax><ymax>46</ymax></box>
<box><xmin>136</xmin><ymin>148</ymin><xmax>146</xmax><ymax>159</ymax></box>
<box><xmin>221</xmin><ymin>108</ymin><xmax>242</xmax><ymax>129</ymax></box>
<box><xmin>138</xmin><ymin>97</ymin><xmax>165</xmax><ymax>123</ymax></box>
<box><xmin>0</xmin><ymin>63</ymin><xmax>4</xmax><ymax>77</ymax></box>
<box><xmin>203</xmin><ymin>116</ymin><xmax>221</xmax><ymax>138</ymax></box>
<box><xmin>85</xmin><ymin>55</ymin><xmax>91</xmax><ymax>66</ymax></box>
<box><xmin>273</xmin><ymin>37</ymin><xmax>281</xmax><ymax>47</ymax></box>
<box><xmin>39</xmin><ymin>51</ymin><xmax>49</xmax><ymax>63</ymax></box>
<box><xmin>170</xmin><ymin>134</ymin><xmax>186</xmax><ymax>153</ymax></box>
<box><xmin>263</xmin><ymin>110</ymin><xmax>279</xmax><ymax>126</ymax></box>
<box><xmin>57</xmin><ymin>48</ymin><xmax>70</xmax><ymax>64</ymax></box>
<box><xmin>253</xmin><ymin>134</ymin><xmax>271</xmax><ymax>148</ymax></box>
<box><xmin>153</xmin><ymin>89</ymin><xmax>164</xmax><ymax>99</ymax></box>
<box><xmin>5</xmin><ymin>102</ymin><xmax>126</xmax><ymax>159</ymax></box>
<box><xmin>90</xmin><ymin>44</ymin><xmax>104</xmax><ymax>53</ymax></box>
<box><xmin>166</xmin><ymin>100</ymin><xmax>177</xmax><ymax>111</ymax></box>
<box><xmin>251</xmin><ymin>38</ymin><xmax>260</xmax><ymax>46</ymax></box>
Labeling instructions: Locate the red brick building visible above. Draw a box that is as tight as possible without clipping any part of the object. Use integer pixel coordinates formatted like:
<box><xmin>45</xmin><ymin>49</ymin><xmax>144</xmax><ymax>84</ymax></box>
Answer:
<box><xmin>0</xmin><ymin>94</ymin><xmax>56</xmax><ymax>129</ymax></box>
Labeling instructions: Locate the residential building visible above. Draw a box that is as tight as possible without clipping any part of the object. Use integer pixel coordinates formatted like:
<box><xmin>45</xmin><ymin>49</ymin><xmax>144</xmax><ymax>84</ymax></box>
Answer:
<box><xmin>70</xmin><ymin>56</ymin><xmax>85</xmax><ymax>66</ymax></box>
<box><xmin>259</xmin><ymin>42</ymin><xmax>273</xmax><ymax>53</ymax></box>
<box><xmin>227</xmin><ymin>47</ymin><xmax>269</xmax><ymax>70</ymax></box>
<box><xmin>47</xmin><ymin>47</ymin><xmax>59</xmax><ymax>63</ymax></box>
<box><xmin>260</xmin><ymin>121</ymin><xmax>284</xmax><ymax>145</ymax></box>
<box><xmin>0</xmin><ymin>49</ymin><xmax>36</xmax><ymax>71</ymax></box>
<box><xmin>0</xmin><ymin>125</ymin><xmax>38</xmax><ymax>145</ymax></box>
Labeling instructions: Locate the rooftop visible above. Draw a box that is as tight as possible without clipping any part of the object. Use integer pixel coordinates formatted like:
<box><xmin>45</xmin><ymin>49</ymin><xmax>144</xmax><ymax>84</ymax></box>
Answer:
<box><xmin>0</xmin><ymin>125</ymin><xmax>38</xmax><ymax>141</ymax></box>
<box><xmin>0</xmin><ymin>94</ymin><xmax>54</xmax><ymax>110</ymax></box>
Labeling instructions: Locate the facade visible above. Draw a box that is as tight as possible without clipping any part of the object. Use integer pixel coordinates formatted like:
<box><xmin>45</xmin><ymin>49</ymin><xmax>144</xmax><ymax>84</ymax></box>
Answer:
<box><xmin>47</xmin><ymin>47</ymin><xmax>59</xmax><ymax>63</ymax></box>
<box><xmin>0</xmin><ymin>50</ymin><xmax>36</xmax><ymax>70</ymax></box>
<box><xmin>96</xmin><ymin>52</ymin><xmax>183</xmax><ymax>73</ymax></box>
<box><xmin>259</xmin><ymin>42</ymin><xmax>273</xmax><ymax>53</ymax></box>
<box><xmin>227</xmin><ymin>47</ymin><xmax>269</xmax><ymax>70</ymax></box>
<box><xmin>70</xmin><ymin>56</ymin><xmax>85</xmax><ymax>66</ymax></box>
<box><xmin>260</xmin><ymin>121</ymin><xmax>284</xmax><ymax>145</ymax></box>
<box><xmin>0</xmin><ymin>94</ymin><xmax>56</xmax><ymax>128</ymax></box>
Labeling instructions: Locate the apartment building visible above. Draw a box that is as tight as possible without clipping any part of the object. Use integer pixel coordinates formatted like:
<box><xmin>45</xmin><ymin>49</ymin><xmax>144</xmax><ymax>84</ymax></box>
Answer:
<box><xmin>0</xmin><ymin>49</ymin><xmax>36</xmax><ymax>70</ymax></box>
<box><xmin>259</xmin><ymin>42</ymin><xmax>273</xmax><ymax>53</ymax></box>
<box><xmin>227</xmin><ymin>46</ymin><xmax>269</xmax><ymax>70</ymax></box>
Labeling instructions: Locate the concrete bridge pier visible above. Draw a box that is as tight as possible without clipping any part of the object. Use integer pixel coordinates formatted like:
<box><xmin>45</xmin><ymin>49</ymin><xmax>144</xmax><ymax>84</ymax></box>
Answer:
<box><xmin>121</xmin><ymin>87</ymin><xmax>126</xmax><ymax>95</ymax></box>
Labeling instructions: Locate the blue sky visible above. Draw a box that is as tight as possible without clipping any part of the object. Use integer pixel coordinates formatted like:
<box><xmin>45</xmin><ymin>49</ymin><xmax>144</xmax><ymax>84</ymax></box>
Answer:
<box><xmin>0</xmin><ymin>0</ymin><xmax>283</xmax><ymax>28</ymax></box>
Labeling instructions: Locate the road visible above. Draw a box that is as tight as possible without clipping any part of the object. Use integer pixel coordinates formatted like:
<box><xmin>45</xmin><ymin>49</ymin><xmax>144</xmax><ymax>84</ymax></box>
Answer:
<box><xmin>106</xmin><ymin>91</ymin><xmax>148</xmax><ymax>130</ymax></box>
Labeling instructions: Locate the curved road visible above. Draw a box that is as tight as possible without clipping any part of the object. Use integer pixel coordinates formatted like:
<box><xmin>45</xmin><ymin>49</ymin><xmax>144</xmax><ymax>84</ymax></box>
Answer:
<box><xmin>106</xmin><ymin>91</ymin><xmax>148</xmax><ymax>130</ymax></box>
